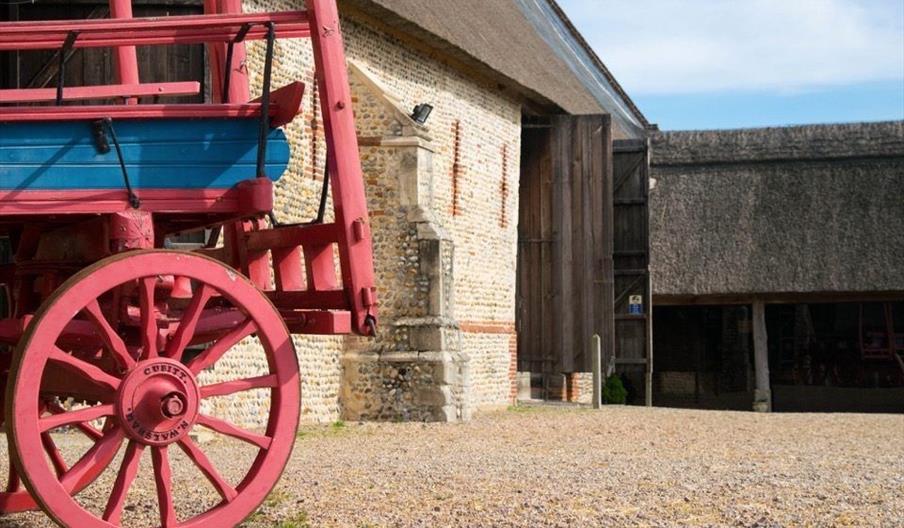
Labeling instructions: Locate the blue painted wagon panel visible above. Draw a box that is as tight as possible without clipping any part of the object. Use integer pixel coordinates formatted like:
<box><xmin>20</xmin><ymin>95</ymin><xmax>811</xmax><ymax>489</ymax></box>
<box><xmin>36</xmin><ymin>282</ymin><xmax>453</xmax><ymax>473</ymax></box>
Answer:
<box><xmin>0</xmin><ymin>118</ymin><xmax>290</xmax><ymax>190</ymax></box>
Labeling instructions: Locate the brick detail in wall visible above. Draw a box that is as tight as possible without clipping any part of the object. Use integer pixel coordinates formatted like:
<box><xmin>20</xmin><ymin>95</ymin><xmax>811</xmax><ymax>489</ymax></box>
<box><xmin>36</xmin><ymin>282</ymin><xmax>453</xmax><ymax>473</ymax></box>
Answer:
<box><xmin>500</xmin><ymin>143</ymin><xmax>509</xmax><ymax>228</ymax></box>
<box><xmin>508</xmin><ymin>331</ymin><xmax>517</xmax><ymax>403</ymax></box>
<box><xmin>451</xmin><ymin>120</ymin><xmax>462</xmax><ymax>216</ymax></box>
<box><xmin>460</xmin><ymin>320</ymin><xmax>518</xmax><ymax>404</ymax></box>
<box><xmin>567</xmin><ymin>373</ymin><xmax>581</xmax><ymax>402</ymax></box>
<box><xmin>459</xmin><ymin>321</ymin><xmax>514</xmax><ymax>334</ymax></box>
<box><xmin>309</xmin><ymin>77</ymin><xmax>321</xmax><ymax>181</ymax></box>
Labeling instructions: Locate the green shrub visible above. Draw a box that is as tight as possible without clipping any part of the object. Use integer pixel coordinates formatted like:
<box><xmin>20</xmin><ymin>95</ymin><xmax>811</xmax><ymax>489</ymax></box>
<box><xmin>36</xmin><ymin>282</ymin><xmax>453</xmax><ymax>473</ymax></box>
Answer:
<box><xmin>602</xmin><ymin>374</ymin><xmax>627</xmax><ymax>404</ymax></box>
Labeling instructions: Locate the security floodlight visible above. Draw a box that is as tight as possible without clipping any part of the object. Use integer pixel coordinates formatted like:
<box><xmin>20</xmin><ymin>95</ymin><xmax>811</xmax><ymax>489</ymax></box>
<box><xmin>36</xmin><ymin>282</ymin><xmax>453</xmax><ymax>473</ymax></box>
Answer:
<box><xmin>411</xmin><ymin>103</ymin><xmax>433</xmax><ymax>125</ymax></box>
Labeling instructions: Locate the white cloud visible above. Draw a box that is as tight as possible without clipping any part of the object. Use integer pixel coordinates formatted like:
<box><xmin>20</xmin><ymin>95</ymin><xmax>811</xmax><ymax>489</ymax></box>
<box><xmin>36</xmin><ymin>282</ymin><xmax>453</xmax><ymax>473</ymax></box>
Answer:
<box><xmin>559</xmin><ymin>0</ymin><xmax>904</xmax><ymax>95</ymax></box>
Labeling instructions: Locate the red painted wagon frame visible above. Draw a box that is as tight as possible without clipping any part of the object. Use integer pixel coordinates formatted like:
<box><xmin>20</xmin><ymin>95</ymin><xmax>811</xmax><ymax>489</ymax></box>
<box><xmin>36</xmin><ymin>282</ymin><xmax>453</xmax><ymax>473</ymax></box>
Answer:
<box><xmin>0</xmin><ymin>0</ymin><xmax>379</xmax><ymax>525</ymax></box>
<box><xmin>0</xmin><ymin>0</ymin><xmax>378</xmax><ymax>338</ymax></box>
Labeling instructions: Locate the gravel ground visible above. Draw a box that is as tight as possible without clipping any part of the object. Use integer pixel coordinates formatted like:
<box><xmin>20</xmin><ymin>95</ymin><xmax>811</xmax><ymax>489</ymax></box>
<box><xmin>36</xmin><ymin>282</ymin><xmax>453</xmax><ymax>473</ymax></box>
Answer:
<box><xmin>1</xmin><ymin>405</ymin><xmax>902</xmax><ymax>527</ymax></box>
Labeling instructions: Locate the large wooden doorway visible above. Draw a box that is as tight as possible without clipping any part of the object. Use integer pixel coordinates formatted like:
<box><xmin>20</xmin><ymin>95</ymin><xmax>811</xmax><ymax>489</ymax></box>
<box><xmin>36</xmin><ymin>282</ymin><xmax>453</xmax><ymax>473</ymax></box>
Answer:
<box><xmin>516</xmin><ymin>115</ymin><xmax>614</xmax><ymax>396</ymax></box>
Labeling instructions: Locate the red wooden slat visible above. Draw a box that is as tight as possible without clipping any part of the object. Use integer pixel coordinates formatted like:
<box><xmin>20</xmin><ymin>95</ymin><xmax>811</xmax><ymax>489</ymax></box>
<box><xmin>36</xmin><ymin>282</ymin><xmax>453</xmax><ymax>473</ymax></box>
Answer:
<box><xmin>0</xmin><ymin>82</ymin><xmax>200</xmax><ymax>104</ymax></box>
<box><xmin>0</xmin><ymin>102</ymin><xmax>278</xmax><ymax>122</ymax></box>
<box><xmin>244</xmin><ymin>222</ymin><xmax>340</xmax><ymax>252</ymax></box>
<box><xmin>0</xmin><ymin>11</ymin><xmax>310</xmax><ymax>51</ymax></box>
<box><xmin>282</xmin><ymin>309</ymin><xmax>352</xmax><ymax>335</ymax></box>
<box><xmin>110</xmin><ymin>0</ymin><xmax>140</xmax><ymax>105</ymax></box>
<box><xmin>0</xmin><ymin>189</ymin><xmax>238</xmax><ymax>214</ymax></box>
<box><xmin>265</xmin><ymin>290</ymin><xmax>348</xmax><ymax>311</ymax></box>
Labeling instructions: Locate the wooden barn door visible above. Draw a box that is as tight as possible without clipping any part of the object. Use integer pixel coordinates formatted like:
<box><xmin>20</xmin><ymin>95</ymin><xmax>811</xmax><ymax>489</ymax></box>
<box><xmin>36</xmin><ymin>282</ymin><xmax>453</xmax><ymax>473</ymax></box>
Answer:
<box><xmin>517</xmin><ymin>115</ymin><xmax>614</xmax><ymax>386</ymax></box>
<box><xmin>612</xmin><ymin>139</ymin><xmax>652</xmax><ymax>405</ymax></box>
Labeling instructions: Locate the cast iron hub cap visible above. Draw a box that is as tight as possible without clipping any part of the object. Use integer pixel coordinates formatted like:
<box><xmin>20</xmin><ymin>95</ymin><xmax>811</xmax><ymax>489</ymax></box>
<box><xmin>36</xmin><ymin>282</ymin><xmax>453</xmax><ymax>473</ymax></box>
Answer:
<box><xmin>116</xmin><ymin>358</ymin><xmax>200</xmax><ymax>447</ymax></box>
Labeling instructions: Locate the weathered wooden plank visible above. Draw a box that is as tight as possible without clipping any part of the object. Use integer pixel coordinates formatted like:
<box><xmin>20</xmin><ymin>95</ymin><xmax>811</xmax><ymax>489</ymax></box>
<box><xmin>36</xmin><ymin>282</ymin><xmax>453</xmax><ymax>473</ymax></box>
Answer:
<box><xmin>612</xmin><ymin>138</ymin><xmax>651</xmax><ymax>404</ymax></box>
<box><xmin>571</xmin><ymin>117</ymin><xmax>586</xmax><ymax>371</ymax></box>
<box><xmin>590</xmin><ymin>117</ymin><xmax>607</xmax><ymax>374</ymax></box>
<box><xmin>600</xmin><ymin>118</ymin><xmax>615</xmax><ymax>376</ymax></box>
<box><xmin>554</xmin><ymin>118</ymin><xmax>573</xmax><ymax>373</ymax></box>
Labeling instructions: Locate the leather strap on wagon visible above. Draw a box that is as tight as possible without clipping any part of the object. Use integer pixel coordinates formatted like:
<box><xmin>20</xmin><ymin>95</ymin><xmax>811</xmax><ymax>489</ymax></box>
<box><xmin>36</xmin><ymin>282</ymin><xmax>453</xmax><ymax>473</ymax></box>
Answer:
<box><xmin>93</xmin><ymin>118</ymin><xmax>141</xmax><ymax>209</ymax></box>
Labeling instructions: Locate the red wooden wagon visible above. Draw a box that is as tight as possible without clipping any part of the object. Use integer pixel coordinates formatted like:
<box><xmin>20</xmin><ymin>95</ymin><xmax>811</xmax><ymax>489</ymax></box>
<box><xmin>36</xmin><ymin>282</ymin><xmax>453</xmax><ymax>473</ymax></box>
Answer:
<box><xmin>0</xmin><ymin>0</ymin><xmax>377</xmax><ymax>526</ymax></box>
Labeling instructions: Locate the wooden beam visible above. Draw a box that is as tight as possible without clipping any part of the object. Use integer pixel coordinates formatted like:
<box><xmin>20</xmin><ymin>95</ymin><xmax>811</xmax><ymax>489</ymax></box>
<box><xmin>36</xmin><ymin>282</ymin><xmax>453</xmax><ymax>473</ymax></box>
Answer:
<box><xmin>0</xmin><ymin>81</ymin><xmax>200</xmax><ymax>103</ymax></box>
<box><xmin>752</xmin><ymin>301</ymin><xmax>771</xmax><ymax>412</ymax></box>
<box><xmin>654</xmin><ymin>291</ymin><xmax>904</xmax><ymax>306</ymax></box>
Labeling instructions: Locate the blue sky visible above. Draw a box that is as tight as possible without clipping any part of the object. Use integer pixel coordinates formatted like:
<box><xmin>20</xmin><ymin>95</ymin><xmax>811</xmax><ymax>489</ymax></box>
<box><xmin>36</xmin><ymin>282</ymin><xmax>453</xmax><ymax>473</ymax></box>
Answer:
<box><xmin>557</xmin><ymin>0</ymin><xmax>904</xmax><ymax>130</ymax></box>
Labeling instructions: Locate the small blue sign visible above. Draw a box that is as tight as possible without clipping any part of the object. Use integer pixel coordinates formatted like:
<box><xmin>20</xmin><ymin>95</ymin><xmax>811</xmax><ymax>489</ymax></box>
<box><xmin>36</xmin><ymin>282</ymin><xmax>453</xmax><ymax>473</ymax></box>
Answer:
<box><xmin>628</xmin><ymin>295</ymin><xmax>643</xmax><ymax>314</ymax></box>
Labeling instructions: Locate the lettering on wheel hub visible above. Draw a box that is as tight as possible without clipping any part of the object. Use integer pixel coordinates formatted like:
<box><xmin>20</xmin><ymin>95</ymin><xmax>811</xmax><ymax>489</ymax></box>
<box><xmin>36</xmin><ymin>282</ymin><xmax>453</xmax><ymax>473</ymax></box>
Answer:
<box><xmin>143</xmin><ymin>363</ymin><xmax>190</xmax><ymax>381</ymax></box>
<box><xmin>124</xmin><ymin>412</ymin><xmax>191</xmax><ymax>443</ymax></box>
<box><xmin>117</xmin><ymin>358</ymin><xmax>201</xmax><ymax>446</ymax></box>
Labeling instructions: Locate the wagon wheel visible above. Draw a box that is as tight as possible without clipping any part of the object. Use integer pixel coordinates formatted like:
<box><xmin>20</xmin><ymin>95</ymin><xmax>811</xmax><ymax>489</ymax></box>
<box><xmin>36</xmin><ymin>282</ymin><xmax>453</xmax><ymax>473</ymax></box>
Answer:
<box><xmin>6</xmin><ymin>250</ymin><xmax>300</xmax><ymax>527</ymax></box>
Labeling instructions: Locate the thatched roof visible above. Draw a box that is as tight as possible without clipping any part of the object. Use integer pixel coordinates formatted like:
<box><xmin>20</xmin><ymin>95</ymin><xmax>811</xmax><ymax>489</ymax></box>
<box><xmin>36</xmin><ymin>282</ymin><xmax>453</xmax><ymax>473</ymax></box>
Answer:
<box><xmin>341</xmin><ymin>0</ymin><xmax>649</xmax><ymax>138</ymax></box>
<box><xmin>650</xmin><ymin>121</ymin><xmax>904</xmax><ymax>298</ymax></box>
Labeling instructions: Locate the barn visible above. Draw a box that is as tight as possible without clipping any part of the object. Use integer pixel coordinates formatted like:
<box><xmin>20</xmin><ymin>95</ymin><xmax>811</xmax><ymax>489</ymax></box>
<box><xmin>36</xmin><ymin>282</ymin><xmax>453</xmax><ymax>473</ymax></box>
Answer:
<box><xmin>650</xmin><ymin>122</ymin><xmax>904</xmax><ymax>413</ymax></box>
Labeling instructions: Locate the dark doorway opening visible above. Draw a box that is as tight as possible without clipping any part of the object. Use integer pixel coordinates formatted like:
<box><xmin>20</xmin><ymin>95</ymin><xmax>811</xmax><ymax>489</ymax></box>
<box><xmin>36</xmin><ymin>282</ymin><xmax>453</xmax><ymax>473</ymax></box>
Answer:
<box><xmin>653</xmin><ymin>301</ymin><xmax>904</xmax><ymax>413</ymax></box>
<box><xmin>652</xmin><ymin>305</ymin><xmax>754</xmax><ymax>410</ymax></box>
<box><xmin>767</xmin><ymin>301</ymin><xmax>904</xmax><ymax>412</ymax></box>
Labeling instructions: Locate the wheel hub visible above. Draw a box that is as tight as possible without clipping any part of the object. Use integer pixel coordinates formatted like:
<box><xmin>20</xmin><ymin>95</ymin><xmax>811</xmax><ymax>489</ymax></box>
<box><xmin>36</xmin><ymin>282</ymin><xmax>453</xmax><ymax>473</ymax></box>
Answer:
<box><xmin>117</xmin><ymin>358</ymin><xmax>200</xmax><ymax>446</ymax></box>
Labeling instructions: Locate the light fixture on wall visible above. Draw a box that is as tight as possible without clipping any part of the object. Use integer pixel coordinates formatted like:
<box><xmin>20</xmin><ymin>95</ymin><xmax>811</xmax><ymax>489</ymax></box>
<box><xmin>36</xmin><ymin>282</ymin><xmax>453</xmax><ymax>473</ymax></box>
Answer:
<box><xmin>411</xmin><ymin>103</ymin><xmax>433</xmax><ymax>125</ymax></box>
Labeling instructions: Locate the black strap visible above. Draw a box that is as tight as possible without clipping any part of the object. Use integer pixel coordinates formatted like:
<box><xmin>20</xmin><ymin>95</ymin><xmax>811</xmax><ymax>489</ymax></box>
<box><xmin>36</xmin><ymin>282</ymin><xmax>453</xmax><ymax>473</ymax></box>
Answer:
<box><xmin>222</xmin><ymin>22</ymin><xmax>253</xmax><ymax>103</ymax></box>
<box><xmin>312</xmin><ymin>161</ymin><xmax>330</xmax><ymax>224</ymax></box>
<box><xmin>56</xmin><ymin>31</ymin><xmax>80</xmax><ymax>106</ymax></box>
<box><xmin>256</xmin><ymin>22</ymin><xmax>276</xmax><ymax>180</ymax></box>
<box><xmin>99</xmin><ymin>118</ymin><xmax>140</xmax><ymax>209</ymax></box>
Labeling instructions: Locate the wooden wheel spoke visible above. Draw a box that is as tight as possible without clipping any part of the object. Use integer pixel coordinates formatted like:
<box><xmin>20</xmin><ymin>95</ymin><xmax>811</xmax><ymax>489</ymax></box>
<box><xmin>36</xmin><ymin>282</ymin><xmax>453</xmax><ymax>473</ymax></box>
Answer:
<box><xmin>200</xmin><ymin>374</ymin><xmax>278</xmax><ymax>399</ymax></box>
<box><xmin>187</xmin><ymin>318</ymin><xmax>257</xmax><ymax>375</ymax></box>
<box><xmin>46</xmin><ymin>401</ymin><xmax>104</xmax><ymax>441</ymax></box>
<box><xmin>103</xmin><ymin>440</ymin><xmax>145</xmax><ymax>523</ymax></box>
<box><xmin>152</xmin><ymin>447</ymin><xmax>178</xmax><ymax>528</ymax></box>
<box><xmin>164</xmin><ymin>283</ymin><xmax>214</xmax><ymax>360</ymax></box>
<box><xmin>39</xmin><ymin>403</ymin><xmax>114</xmax><ymax>433</ymax></box>
<box><xmin>140</xmin><ymin>277</ymin><xmax>159</xmax><ymax>360</ymax></box>
<box><xmin>49</xmin><ymin>347</ymin><xmax>121</xmax><ymax>392</ymax></box>
<box><xmin>61</xmin><ymin>426</ymin><xmax>125</xmax><ymax>493</ymax></box>
<box><xmin>41</xmin><ymin>432</ymin><xmax>69</xmax><ymax>478</ymax></box>
<box><xmin>176</xmin><ymin>437</ymin><xmax>237</xmax><ymax>502</ymax></box>
<box><xmin>83</xmin><ymin>299</ymin><xmax>135</xmax><ymax>371</ymax></box>
<box><xmin>196</xmin><ymin>414</ymin><xmax>272</xmax><ymax>450</ymax></box>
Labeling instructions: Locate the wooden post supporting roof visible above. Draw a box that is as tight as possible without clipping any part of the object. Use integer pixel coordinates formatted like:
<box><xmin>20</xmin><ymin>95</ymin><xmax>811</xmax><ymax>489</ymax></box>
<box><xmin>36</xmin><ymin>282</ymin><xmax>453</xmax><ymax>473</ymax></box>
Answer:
<box><xmin>753</xmin><ymin>301</ymin><xmax>771</xmax><ymax>412</ymax></box>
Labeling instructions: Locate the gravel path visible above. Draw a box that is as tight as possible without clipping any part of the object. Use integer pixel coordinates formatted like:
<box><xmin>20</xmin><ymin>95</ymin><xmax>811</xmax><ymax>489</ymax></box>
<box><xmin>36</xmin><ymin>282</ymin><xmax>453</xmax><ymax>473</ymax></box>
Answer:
<box><xmin>1</xmin><ymin>405</ymin><xmax>902</xmax><ymax>527</ymax></box>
